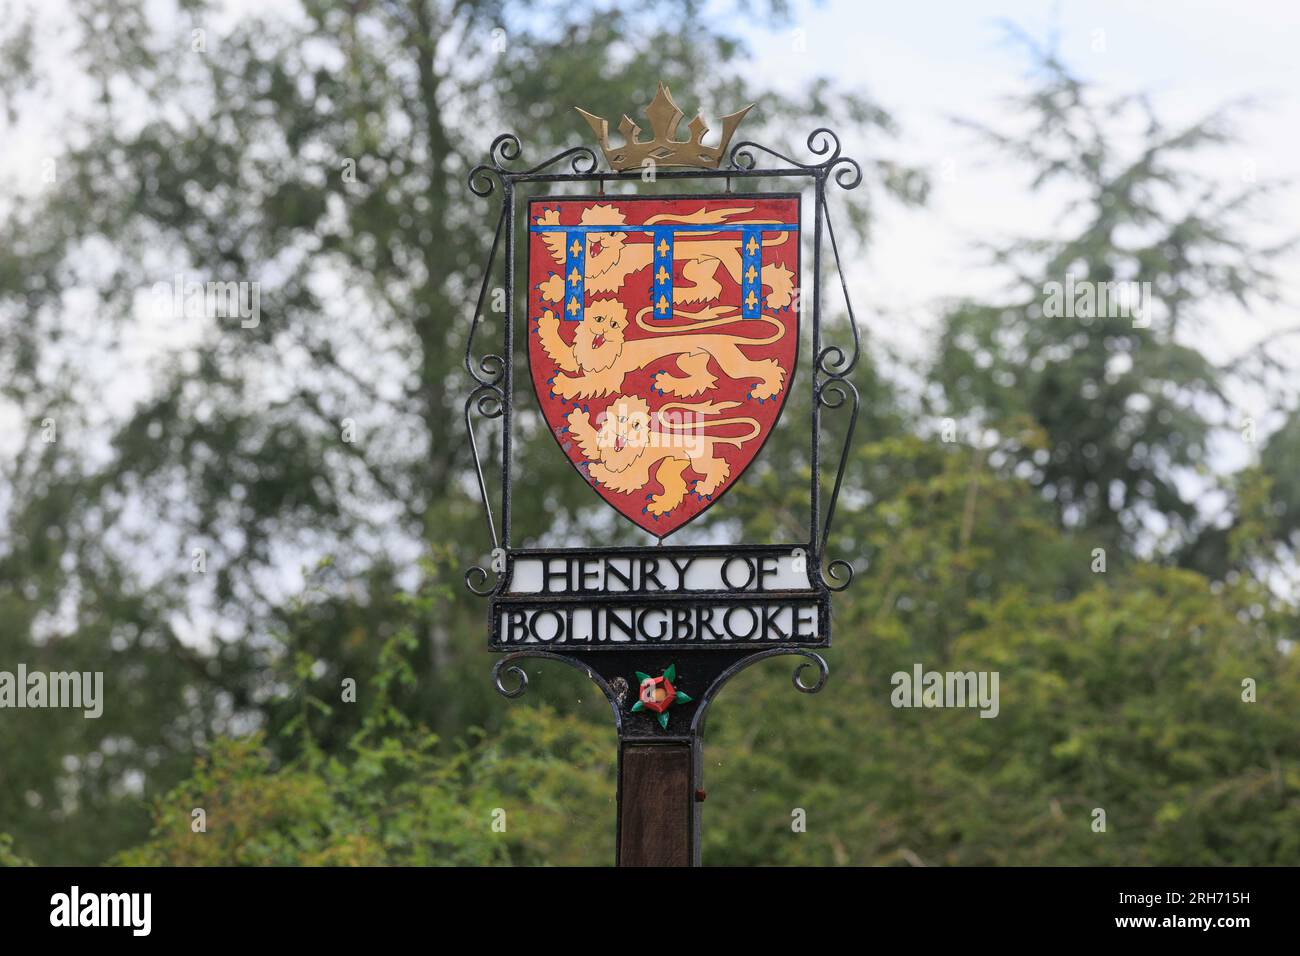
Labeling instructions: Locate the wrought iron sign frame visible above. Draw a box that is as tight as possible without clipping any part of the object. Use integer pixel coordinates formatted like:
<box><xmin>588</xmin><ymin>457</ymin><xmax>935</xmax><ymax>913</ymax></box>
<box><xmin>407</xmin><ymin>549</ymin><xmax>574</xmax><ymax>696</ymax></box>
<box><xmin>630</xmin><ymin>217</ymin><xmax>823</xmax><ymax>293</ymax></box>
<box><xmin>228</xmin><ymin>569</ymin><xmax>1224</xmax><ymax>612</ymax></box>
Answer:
<box><xmin>463</xmin><ymin>104</ymin><xmax>862</xmax><ymax>864</ymax></box>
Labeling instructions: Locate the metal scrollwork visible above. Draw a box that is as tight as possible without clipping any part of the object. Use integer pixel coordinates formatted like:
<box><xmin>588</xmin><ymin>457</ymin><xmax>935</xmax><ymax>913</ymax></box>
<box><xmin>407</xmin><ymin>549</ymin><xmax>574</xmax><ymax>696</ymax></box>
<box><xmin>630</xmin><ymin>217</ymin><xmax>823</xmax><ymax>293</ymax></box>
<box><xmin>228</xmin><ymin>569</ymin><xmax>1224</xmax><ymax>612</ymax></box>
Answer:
<box><xmin>470</xmin><ymin>133</ymin><xmax>598</xmax><ymax>198</ymax></box>
<box><xmin>463</xmin><ymin>187</ymin><xmax>508</xmax><ymax>596</ymax></box>
<box><xmin>464</xmin><ymin>383</ymin><xmax>503</xmax><ymax>595</ymax></box>
<box><xmin>460</xmin><ymin>99</ymin><xmax>884</xmax><ymax>868</ymax></box>
<box><xmin>464</xmin><ymin>565</ymin><xmax>496</xmax><ymax>597</ymax></box>
<box><xmin>813</xmin><ymin>173</ymin><xmax>863</xmax><ymax>592</ymax></box>
<box><xmin>690</xmin><ymin>648</ymin><xmax>830</xmax><ymax>736</ymax></box>
<box><xmin>809</xmin><ymin>128</ymin><xmax>863</xmax><ymax>191</ymax></box>
<box><xmin>492</xmin><ymin>656</ymin><xmax>529</xmax><ymax>698</ymax></box>
<box><xmin>791</xmin><ymin>650</ymin><xmax>831</xmax><ymax>693</ymax></box>
<box><xmin>491</xmin><ymin>652</ymin><xmax>624</xmax><ymax>730</ymax></box>
<box><xmin>728</xmin><ymin>128</ymin><xmax>862</xmax><ymax>190</ymax></box>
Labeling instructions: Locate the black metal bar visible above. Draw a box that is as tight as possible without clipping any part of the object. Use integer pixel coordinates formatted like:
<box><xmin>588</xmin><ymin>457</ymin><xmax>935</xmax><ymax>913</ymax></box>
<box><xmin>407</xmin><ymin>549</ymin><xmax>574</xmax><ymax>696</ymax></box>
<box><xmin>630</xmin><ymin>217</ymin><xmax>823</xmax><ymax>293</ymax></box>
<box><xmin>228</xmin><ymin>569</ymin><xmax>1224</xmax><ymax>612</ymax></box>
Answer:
<box><xmin>497</xmin><ymin>167</ymin><xmax>817</xmax><ymax>185</ymax></box>
<box><xmin>813</xmin><ymin>185</ymin><xmax>863</xmax><ymax>591</ymax></box>
<box><xmin>502</xmin><ymin>180</ymin><xmax>515</xmax><ymax>550</ymax></box>
<box><xmin>818</xmin><ymin>189</ymin><xmax>861</xmax><ymax>376</ymax></box>
<box><xmin>810</xmin><ymin>170</ymin><xmax>826</xmax><ymax>564</ymax></box>
<box><xmin>463</xmin><ymin>204</ymin><xmax>508</xmax><ymax>385</ymax></box>
<box><xmin>464</xmin><ymin>387</ymin><xmax>502</xmax><ymax>551</ymax></box>
<box><xmin>493</xmin><ymin>590</ymin><xmax>825</xmax><ymax>605</ymax></box>
<box><xmin>503</xmin><ymin>541</ymin><xmax>814</xmax><ymax>557</ymax></box>
<box><xmin>689</xmin><ymin>733</ymin><xmax>703</xmax><ymax>866</ymax></box>
<box><xmin>463</xmin><ymin>201</ymin><xmax>509</xmax><ymax>594</ymax></box>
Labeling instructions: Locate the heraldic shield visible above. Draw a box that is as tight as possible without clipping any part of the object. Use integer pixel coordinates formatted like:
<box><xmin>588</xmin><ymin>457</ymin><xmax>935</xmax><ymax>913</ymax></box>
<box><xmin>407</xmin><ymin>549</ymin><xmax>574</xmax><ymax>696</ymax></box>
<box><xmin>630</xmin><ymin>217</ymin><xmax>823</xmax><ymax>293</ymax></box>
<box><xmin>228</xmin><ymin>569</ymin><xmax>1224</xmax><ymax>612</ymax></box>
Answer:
<box><xmin>527</xmin><ymin>194</ymin><xmax>801</xmax><ymax>537</ymax></box>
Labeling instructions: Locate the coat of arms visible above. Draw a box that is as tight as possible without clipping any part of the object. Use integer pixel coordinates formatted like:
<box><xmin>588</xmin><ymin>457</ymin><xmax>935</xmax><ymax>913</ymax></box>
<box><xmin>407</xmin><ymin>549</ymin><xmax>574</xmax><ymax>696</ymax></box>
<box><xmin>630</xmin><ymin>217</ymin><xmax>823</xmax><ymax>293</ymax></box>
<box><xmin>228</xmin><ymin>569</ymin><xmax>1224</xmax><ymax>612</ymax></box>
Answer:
<box><xmin>527</xmin><ymin>193</ymin><xmax>800</xmax><ymax>536</ymax></box>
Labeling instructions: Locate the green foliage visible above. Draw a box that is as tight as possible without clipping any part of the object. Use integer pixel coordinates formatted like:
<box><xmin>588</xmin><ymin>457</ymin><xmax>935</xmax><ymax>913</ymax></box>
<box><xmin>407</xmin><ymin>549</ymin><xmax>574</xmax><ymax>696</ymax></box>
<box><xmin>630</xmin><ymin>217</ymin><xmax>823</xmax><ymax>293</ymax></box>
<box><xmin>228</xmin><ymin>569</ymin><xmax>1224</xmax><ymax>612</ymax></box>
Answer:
<box><xmin>115</xmin><ymin>630</ymin><xmax>614</xmax><ymax>866</ymax></box>
<box><xmin>0</xmin><ymin>834</ymin><xmax>35</xmax><ymax>867</ymax></box>
<box><xmin>113</xmin><ymin>710</ymin><xmax>614</xmax><ymax>866</ymax></box>
<box><xmin>703</xmin><ymin>439</ymin><xmax>1300</xmax><ymax>864</ymax></box>
<box><xmin>97</xmin><ymin>436</ymin><xmax>1300</xmax><ymax>867</ymax></box>
<box><xmin>1259</xmin><ymin>411</ymin><xmax>1300</xmax><ymax>551</ymax></box>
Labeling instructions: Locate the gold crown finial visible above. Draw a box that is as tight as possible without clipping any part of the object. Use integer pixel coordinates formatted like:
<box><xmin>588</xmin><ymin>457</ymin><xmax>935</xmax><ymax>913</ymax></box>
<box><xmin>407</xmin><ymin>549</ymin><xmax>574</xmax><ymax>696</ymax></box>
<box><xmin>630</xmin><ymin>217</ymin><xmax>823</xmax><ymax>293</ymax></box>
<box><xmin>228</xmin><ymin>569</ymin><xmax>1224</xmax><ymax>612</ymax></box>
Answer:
<box><xmin>576</xmin><ymin>82</ymin><xmax>753</xmax><ymax>172</ymax></box>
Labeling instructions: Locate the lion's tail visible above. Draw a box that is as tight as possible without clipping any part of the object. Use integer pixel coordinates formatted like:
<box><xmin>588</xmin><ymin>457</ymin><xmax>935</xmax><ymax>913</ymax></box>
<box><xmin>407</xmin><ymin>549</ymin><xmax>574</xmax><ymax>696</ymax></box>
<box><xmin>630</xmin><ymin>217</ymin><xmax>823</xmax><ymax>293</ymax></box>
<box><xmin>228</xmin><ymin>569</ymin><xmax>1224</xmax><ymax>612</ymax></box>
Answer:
<box><xmin>656</xmin><ymin>401</ymin><xmax>761</xmax><ymax>447</ymax></box>
<box><xmin>641</xmin><ymin>210</ymin><xmax>791</xmax><ymax>249</ymax></box>
<box><xmin>635</xmin><ymin>305</ymin><xmax>785</xmax><ymax>346</ymax></box>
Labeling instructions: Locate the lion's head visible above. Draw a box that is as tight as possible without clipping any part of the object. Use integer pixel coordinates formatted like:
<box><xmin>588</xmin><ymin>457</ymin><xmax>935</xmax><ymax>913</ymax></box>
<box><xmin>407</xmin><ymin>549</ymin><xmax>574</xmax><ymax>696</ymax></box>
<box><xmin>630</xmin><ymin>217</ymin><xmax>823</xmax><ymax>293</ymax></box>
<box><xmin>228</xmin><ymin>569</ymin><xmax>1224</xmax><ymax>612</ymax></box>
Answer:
<box><xmin>579</xmin><ymin>205</ymin><xmax>629</xmax><ymax>279</ymax></box>
<box><xmin>593</xmin><ymin>393</ymin><xmax>652</xmax><ymax>473</ymax></box>
<box><xmin>572</xmin><ymin>298</ymin><xmax>628</xmax><ymax>372</ymax></box>
<box><xmin>537</xmin><ymin>204</ymin><xmax>629</xmax><ymax>278</ymax></box>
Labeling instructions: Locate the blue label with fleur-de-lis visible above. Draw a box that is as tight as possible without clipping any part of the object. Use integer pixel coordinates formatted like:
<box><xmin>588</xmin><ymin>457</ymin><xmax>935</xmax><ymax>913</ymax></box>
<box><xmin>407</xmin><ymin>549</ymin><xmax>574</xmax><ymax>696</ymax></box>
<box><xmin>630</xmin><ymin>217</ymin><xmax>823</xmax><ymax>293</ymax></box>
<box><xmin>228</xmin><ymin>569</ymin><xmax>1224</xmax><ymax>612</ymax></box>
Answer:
<box><xmin>741</xmin><ymin>226</ymin><xmax>763</xmax><ymax>318</ymax></box>
<box><xmin>563</xmin><ymin>230</ymin><xmax>585</xmax><ymax>321</ymax></box>
<box><xmin>651</xmin><ymin>227</ymin><xmax>674</xmax><ymax>320</ymax></box>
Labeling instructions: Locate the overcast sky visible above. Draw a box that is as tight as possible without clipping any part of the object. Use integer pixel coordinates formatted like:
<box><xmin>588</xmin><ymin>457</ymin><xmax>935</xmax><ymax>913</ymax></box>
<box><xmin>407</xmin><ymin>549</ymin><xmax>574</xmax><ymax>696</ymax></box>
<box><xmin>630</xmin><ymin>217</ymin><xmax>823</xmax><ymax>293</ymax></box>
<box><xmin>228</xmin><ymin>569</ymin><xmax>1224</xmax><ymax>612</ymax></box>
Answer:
<box><xmin>751</xmin><ymin>1</ymin><xmax>1298</xmax><ymax>377</ymax></box>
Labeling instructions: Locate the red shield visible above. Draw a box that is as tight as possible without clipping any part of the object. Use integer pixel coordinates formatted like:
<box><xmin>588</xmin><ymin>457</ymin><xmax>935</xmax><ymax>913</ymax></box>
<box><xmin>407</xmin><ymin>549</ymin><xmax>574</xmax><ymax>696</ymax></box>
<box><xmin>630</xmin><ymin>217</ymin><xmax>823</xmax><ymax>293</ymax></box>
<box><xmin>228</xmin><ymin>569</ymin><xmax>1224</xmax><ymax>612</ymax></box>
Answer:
<box><xmin>527</xmin><ymin>195</ymin><xmax>800</xmax><ymax>537</ymax></box>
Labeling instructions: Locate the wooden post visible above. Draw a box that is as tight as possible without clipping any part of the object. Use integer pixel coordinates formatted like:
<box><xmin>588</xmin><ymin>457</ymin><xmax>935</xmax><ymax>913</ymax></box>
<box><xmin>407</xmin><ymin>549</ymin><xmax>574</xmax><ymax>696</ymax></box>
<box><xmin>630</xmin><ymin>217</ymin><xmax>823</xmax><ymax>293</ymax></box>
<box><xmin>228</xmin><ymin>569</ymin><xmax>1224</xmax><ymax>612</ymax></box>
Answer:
<box><xmin>616</xmin><ymin>740</ymin><xmax>701</xmax><ymax>866</ymax></box>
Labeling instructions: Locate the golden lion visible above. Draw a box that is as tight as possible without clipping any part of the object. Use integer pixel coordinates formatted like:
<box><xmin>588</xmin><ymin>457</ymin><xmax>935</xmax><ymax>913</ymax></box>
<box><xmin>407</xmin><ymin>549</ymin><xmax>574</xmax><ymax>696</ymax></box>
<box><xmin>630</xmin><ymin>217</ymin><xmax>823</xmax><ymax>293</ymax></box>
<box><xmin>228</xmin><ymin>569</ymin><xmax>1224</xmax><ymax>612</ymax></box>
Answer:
<box><xmin>534</xmin><ymin>203</ymin><xmax>796</xmax><ymax>310</ymax></box>
<box><xmin>537</xmin><ymin>298</ymin><xmax>787</xmax><ymax>402</ymax></box>
<box><xmin>564</xmin><ymin>394</ymin><xmax>760</xmax><ymax>517</ymax></box>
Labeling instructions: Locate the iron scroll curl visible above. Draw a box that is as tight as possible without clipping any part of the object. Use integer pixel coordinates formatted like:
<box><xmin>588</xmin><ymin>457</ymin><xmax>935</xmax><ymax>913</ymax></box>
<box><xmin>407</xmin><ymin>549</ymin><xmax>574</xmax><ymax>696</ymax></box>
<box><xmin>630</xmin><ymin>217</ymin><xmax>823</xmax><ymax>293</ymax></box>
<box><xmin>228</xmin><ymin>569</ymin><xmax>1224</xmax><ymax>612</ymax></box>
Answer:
<box><xmin>492</xmin><ymin>651</ymin><xmax>625</xmax><ymax>731</ymax></box>
<box><xmin>689</xmin><ymin>648</ymin><xmax>829</xmax><ymax>736</ymax></box>
<box><xmin>469</xmin><ymin>133</ymin><xmax>599</xmax><ymax>197</ymax></box>
<box><xmin>728</xmin><ymin>128</ymin><xmax>863</xmax><ymax>190</ymax></box>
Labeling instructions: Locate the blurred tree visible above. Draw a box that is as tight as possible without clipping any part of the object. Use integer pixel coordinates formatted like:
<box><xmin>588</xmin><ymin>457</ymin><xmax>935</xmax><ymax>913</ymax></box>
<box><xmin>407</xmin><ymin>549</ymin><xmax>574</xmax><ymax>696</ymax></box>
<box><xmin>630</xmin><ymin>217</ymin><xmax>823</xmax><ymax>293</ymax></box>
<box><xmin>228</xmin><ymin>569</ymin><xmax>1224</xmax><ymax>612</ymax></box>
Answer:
<box><xmin>703</xmin><ymin>436</ymin><xmax>1300</xmax><ymax>865</ymax></box>
<box><xmin>0</xmin><ymin>0</ymin><xmax>918</xmax><ymax>863</ymax></box>
<box><xmin>113</xmin><ymin>630</ymin><xmax>616</xmax><ymax>866</ymax></box>
<box><xmin>1258</xmin><ymin>412</ymin><xmax>1300</xmax><ymax>553</ymax></box>
<box><xmin>927</xmin><ymin>30</ymin><xmax>1293</xmax><ymax>569</ymax></box>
